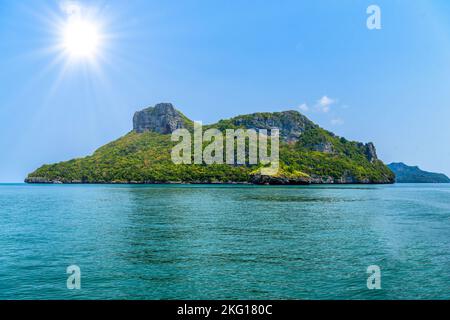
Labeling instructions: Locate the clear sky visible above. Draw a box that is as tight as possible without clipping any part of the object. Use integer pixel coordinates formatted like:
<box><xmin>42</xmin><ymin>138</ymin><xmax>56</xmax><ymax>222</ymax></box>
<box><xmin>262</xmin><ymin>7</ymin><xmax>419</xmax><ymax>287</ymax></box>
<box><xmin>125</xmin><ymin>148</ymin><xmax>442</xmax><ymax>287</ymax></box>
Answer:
<box><xmin>1</xmin><ymin>0</ymin><xmax>450</xmax><ymax>182</ymax></box>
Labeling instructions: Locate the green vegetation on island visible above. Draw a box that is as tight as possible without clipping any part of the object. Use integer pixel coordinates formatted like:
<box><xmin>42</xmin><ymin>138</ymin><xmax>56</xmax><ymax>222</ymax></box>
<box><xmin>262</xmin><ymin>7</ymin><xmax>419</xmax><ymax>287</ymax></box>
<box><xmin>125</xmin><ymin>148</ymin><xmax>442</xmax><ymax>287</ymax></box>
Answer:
<box><xmin>26</xmin><ymin>103</ymin><xmax>395</xmax><ymax>184</ymax></box>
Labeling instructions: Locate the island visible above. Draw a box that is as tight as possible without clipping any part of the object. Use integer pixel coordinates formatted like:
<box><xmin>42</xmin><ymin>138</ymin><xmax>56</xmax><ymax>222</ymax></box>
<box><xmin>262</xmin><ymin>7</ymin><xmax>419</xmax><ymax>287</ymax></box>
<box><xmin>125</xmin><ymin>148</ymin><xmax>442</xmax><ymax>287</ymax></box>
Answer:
<box><xmin>388</xmin><ymin>162</ymin><xmax>450</xmax><ymax>183</ymax></box>
<box><xmin>26</xmin><ymin>103</ymin><xmax>395</xmax><ymax>185</ymax></box>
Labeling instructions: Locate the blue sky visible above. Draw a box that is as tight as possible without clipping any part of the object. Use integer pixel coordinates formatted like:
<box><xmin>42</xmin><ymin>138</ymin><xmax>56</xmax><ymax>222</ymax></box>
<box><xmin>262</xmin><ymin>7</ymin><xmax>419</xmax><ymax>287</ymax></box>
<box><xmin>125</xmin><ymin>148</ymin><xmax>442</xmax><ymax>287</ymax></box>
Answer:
<box><xmin>1</xmin><ymin>0</ymin><xmax>450</xmax><ymax>182</ymax></box>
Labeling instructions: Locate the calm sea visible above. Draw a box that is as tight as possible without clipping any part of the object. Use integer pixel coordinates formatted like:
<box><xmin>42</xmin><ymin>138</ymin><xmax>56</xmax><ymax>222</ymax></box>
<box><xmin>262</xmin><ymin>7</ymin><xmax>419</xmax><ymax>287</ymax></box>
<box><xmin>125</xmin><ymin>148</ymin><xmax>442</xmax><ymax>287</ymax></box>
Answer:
<box><xmin>0</xmin><ymin>183</ymin><xmax>449</xmax><ymax>299</ymax></box>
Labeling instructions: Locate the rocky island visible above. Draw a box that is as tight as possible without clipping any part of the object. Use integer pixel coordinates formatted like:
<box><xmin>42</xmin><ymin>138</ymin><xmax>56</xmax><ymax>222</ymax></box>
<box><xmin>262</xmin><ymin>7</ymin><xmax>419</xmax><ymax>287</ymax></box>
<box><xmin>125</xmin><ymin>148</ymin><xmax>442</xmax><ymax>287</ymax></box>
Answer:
<box><xmin>388</xmin><ymin>162</ymin><xmax>450</xmax><ymax>183</ymax></box>
<box><xmin>26</xmin><ymin>103</ymin><xmax>395</xmax><ymax>185</ymax></box>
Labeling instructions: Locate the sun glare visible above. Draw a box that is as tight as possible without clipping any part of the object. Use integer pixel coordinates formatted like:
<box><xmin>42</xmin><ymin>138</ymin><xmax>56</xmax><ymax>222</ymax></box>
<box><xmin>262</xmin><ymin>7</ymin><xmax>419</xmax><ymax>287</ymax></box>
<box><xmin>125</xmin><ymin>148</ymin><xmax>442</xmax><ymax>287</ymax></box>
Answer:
<box><xmin>63</xmin><ymin>19</ymin><xmax>100</xmax><ymax>58</ymax></box>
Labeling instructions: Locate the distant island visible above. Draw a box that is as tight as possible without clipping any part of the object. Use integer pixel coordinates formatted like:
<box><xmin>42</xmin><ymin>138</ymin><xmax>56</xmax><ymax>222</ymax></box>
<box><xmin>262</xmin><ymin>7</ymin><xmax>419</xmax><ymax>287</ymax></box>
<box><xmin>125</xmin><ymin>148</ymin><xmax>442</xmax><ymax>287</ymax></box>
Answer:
<box><xmin>388</xmin><ymin>162</ymin><xmax>450</xmax><ymax>183</ymax></box>
<box><xmin>26</xmin><ymin>103</ymin><xmax>395</xmax><ymax>185</ymax></box>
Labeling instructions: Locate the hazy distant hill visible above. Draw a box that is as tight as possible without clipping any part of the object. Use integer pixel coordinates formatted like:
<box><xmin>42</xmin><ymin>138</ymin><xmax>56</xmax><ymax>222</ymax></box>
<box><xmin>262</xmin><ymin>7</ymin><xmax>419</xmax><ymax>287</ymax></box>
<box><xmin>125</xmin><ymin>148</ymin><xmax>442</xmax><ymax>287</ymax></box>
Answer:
<box><xmin>26</xmin><ymin>103</ymin><xmax>395</xmax><ymax>185</ymax></box>
<box><xmin>388</xmin><ymin>162</ymin><xmax>450</xmax><ymax>183</ymax></box>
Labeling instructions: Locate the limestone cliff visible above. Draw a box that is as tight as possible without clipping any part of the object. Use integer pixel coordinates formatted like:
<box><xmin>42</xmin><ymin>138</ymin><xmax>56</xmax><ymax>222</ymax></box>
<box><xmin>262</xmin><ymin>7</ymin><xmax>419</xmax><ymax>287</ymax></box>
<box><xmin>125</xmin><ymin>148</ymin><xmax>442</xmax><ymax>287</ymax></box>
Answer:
<box><xmin>133</xmin><ymin>103</ymin><xmax>191</xmax><ymax>134</ymax></box>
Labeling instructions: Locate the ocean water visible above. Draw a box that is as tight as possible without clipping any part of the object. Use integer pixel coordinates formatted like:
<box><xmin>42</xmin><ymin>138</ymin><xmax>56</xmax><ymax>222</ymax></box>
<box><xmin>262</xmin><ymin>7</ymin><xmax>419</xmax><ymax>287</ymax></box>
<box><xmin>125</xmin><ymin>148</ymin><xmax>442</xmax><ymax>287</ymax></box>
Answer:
<box><xmin>0</xmin><ymin>183</ymin><xmax>449</xmax><ymax>300</ymax></box>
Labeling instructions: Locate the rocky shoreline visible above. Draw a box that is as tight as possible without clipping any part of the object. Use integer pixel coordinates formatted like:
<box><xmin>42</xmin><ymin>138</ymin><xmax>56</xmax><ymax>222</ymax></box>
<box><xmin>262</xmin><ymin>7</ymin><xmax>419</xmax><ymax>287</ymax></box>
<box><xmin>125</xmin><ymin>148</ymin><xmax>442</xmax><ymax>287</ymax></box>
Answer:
<box><xmin>24</xmin><ymin>175</ymin><xmax>392</xmax><ymax>185</ymax></box>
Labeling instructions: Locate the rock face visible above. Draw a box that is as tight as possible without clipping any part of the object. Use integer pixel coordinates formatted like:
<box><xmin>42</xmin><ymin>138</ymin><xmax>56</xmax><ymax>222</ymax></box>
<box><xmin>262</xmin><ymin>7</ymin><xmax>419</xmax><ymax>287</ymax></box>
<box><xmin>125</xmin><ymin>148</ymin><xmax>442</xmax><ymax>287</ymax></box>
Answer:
<box><xmin>388</xmin><ymin>162</ymin><xmax>450</xmax><ymax>183</ymax></box>
<box><xmin>227</xmin><ymin>110</ymin><xmax>317</xmax><ymax>142</ymax></box>
<box><xmin>24</xmin><ymin>177</ymin><xmax>53</xmax><ymax>184</ymax></box>
<box><xmin>251</xmin><ymin>174</ymin><xmax>310</xmax><ymax>185</ymax></box>
<box><xmin>133</xmin><ymin>103</ymin><xmax>188</xmax><ymax>134</ymax></box>
<box><xmin>364</xmin><ymin>142</ymin><xmax>378</xmax><ymax>162</ymax></box>
<box><xmin>312</xmin><ymin>141</ymin><xmax>334</xmax><ymax>154</ymax></box>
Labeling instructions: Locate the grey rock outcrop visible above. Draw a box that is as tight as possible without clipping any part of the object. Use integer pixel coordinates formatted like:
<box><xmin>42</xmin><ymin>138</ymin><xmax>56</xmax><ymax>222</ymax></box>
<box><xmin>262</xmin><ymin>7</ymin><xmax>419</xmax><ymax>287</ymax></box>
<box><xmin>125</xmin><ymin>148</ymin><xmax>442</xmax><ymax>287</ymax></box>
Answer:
<box><xmin>24</xmin><ymin>177</ymin><xmax>54</xmax><ymax>183</ymax></box>
<box><xmin>133</xmin><ymin>103</ymin><xmax>188</xmax><ymax>134</ymax></box>
<box><xmin>227</xmin><ymin>110</ymin><xmax>317</xmax><ymax>142</ymax></box>
<box><xmin>250</xmin><ymin>174</ymin><xmax>310</xmax><ymax>185</ymax></box>
<box><xmin>364</xmin><ymin>142</ymin><xmax>378</xmax><ymax>162</ymax></box>
<box><xmin>312</xmin><ymin>141</ymin><xmax>334</xmax><ymax>154</ymax></box>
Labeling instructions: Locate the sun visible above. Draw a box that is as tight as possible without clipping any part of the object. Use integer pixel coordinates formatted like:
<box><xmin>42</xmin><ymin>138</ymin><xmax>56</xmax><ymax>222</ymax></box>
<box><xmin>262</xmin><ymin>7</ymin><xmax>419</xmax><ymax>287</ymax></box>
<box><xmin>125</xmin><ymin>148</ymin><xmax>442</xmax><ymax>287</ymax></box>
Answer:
<box><xmin>62</xmin><ymin>18</ymin><xmax>100</xmax><ymax>58</ymax></box>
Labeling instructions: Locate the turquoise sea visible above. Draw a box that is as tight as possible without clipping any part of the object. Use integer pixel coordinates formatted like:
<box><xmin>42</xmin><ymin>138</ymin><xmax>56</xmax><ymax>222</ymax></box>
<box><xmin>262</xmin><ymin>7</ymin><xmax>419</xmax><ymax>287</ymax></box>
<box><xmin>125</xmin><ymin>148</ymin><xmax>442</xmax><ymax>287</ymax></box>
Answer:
<box><xmin>0</xmin><ymin>183</ymin><xmax>449</xmax><ymax>300</ymax></box>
